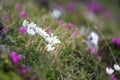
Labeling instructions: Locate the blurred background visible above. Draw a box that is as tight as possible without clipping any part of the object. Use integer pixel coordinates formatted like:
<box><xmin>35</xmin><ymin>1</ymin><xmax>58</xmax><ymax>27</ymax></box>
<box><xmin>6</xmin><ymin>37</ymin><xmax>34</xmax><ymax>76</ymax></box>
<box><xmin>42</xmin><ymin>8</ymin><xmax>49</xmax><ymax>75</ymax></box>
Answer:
<box><xmin>0</xmin><ymin>0</ymin><xmax>120</xmax><ymax>37</ymax></box>
<box><xmin>0</xmin><ymin>0</ymin><xmax>120</xmax><ymax>80</ymax></box>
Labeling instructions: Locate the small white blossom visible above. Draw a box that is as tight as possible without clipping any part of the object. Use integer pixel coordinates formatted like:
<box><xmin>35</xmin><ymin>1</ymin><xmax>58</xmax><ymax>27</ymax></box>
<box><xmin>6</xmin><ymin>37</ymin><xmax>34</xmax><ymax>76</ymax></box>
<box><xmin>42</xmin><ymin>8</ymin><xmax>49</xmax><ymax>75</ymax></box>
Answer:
<box><xmin>22</xmin><ymin>19</ymin><xmax>61</xmax><ymax>51</ymax></box>
<box><xmin>26</xmin><ymin>22</ymin><xmax>36</xmax><ymax>36</ymax></box>
<box><xmin>23</xmin><ymin>19</ymin><xmax>28</xmax><ymax>28</ymax></box>
<box><xmin>106</xmin><ymin>67</ymin><xmax>114</xmax><ymax>75</ymax></box>
<box><xmin>46</xmin><ymin>44</ymin><xmax>55</xmax><ymax>51</ymax></box>
<box><xmin>45</xmin><ymin>33</ymin><xmax>61</xmax><ymax>45</ymax></box>
<box><xmin>87</xmin><ymin>32</ymin><xmax>99</xmax><ymax>45</ymax></box>
<box><xmin>114</xmin><ymin>64</ymin><xmax>120</xmax><ymax>71</ymax></box>
<box><xmin>35</xmin><ymin>27</ymin><xmax>49</xmax><ymax>38</ymax></box>
<box><xmin>50</xmin><ymin>8</ymin><xmax>62</xmax><ymax>19</ymax></box>
<box><xmin>87</xmin><ymin>32</ymin><xmax>99</xmax><ymax>54</ymax></box>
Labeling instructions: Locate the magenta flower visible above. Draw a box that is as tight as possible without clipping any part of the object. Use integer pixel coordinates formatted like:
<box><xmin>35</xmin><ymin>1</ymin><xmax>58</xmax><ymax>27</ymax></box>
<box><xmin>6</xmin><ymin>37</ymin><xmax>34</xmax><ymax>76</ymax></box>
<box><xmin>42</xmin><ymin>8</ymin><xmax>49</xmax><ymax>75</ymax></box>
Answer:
<box><xmin>10</xmin><ymin>52</ymin><xmax>21</xmax><ymax>64</ymax></box>
<box><xmin>95</xmin><ymin>55</ymin><xmax>102</xmax><ymax>61</ymax></box>
<box><xmin>88</xmin><ymin>47</ymin><xmax>95</xmax><ymax>55</ymax></box>
<box><xmin>86</xmin><ymin>2</ymin><xmax>102</xmax><ymax>14</ymax></box>
<box><xmin>16</xmin><ymin>5</ymin><xmax>24</xmax><ymax>11</ymax></box>
<box><xmin>57</xmin><ymin>20</ymin><xmax>63</xmax><ymax>26</ymax></box>
<box><xmin>112</xmin><ymin>38</ymin><xmax>120</xmax><ymax>46</ymax></box>
<box><xmin>110</xmin><ymin>74</ymin><xmax>117</xmax><ymax>80</ymax></box>
<box><xmin>2</xmin><ymin>15</ymin><xmax>9</xmax><ymax>22</ymax></box>
<box><xmin>21</xmin><ymin>68</ymin><xmax>27</xmax><ymax>74</ymax></box>
<box><xmin>2</xmin><ymin>28</ymin><xmax>7</xmax><ymax>34</ymax></box>
<box><xmin>46</xmin><ymin>27</ymin><xmax>51</xmax><ymax>34</ymax></box>
<box><xmin>19</xmin><ymin>12</ymin><xmax>28</xmax><ymax>19</ymax></box>
<box><xmin>19</xmin><ymin>27</ymin><xmax>27</xmax><ymax>34</ymax></box>
<box><xmin>71</xmin><ymin>31</ymin><xmax>78</xmax><ymax>38</ymax></box>
<box><xmin>65</xmin><ymin>23</ymin><xmax>75</xmax><ymax>31</ymax></box>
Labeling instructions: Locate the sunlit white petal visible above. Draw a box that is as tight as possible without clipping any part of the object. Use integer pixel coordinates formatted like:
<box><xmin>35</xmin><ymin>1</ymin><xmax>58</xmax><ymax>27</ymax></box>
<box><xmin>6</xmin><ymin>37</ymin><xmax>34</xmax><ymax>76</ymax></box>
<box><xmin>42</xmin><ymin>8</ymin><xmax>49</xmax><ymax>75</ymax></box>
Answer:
<box><xmin>114</xmin><ymin>64</ymin><xmax>120</xmax><ymax>71</ymax></box>
<box><xmin>106</xmin><ymin>67</ymin><xmax>114</xmax><ymax>75</ymax></box>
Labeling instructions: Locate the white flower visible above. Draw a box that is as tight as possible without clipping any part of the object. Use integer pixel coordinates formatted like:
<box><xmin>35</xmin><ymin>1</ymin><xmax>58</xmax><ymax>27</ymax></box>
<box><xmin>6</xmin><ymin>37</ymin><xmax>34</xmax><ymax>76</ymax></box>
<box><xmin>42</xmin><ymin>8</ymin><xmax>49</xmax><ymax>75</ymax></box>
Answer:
<box><xmin>46</xmin><ymin>44</ymin><xmax>55</xmax><ymax>51</ymax></box>
<box><xmin>26</xmin><ymin>22</ymin><xmax>36</xmax><ymax>36</ymax></box>
<box><xmin>87</xmin><ymin>32</ymin><xmax>99</xmax><ymax>46</ymax></box>
<box><xmin>45</xmin><ymin>33</ymin><xmax>61</xmax><ymax>45</ymax></box>
<box><xmin>22</xmin><ymin>19</ymin><xmax>61</xmax><ymax>51</ymax></box>
<box><xmin>86</xmin><ymin>32</ymin><xmax>99</xmax><ymax>54</ymax></box>
<box><xmin>34</xmin><ymin>27</ymin><xmax>49</xmax><ymax>38</ymax></box>
<box><xmin>106</xmin><ymin>67</ymin><xmax>114</xmax><ymax>75</ymax></box>
<box><xmin>114</xmin><ymin>64</ymin><xmax>120</xmax><ymax>71</ymax></box>
<box><xmin>23</xmin><ymin>19</ymin><xmax>29</xmax><ymax>28</ymax></box>
<box><xmin>50</xmin><ymin>8</ymin><xmax>62</xmax><ymax>19</ymax></box>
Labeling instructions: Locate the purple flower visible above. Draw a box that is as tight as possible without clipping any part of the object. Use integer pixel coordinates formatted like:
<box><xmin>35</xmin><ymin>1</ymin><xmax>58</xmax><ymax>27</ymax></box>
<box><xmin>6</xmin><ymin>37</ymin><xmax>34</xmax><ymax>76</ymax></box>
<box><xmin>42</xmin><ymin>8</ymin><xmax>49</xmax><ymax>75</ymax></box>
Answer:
<box><xmin>66</xmin><ymin>2</ymin><xmax>77</xmax><ymax>13</ymax></box>
<box><xmin>10</xmin><ymin>52</ymin><xmax>21</xmax><ymax>64</ymax></box>
<box><xmin>110</xmin><ymin>74</ymin><xmax>117</xmax><ymax>80</ymax></box>
<box><xmin>16</xmin><ymin>5</ymin><xmax>24</xmax><ymax>11</ymax></box>
<box><xmin>112</xmin><ymin>38</ymin><xmax>116</xmax><ymax>43</ymax></box>
<box><xmin>2</xmin><ymin>28</ymin><xmax>7</xmax><ymax>34</ymax></box>
<box><xmin>86</xmin><ymin>2</ymin><xmax>102</xmax><ymax>14</ymax></box>
<box><xmin>2</xmin><ymin>15</ymin><xmax>9</xmax><ymax>22</ymax></box>
<box><xmin>71</xmin><ymin>31</ymin><xmax>78</xmax><ymax>38</ymax></box>
<box><xmin>19</xmin><ymin>12</ymin><xmax>28</xmax><ymax>19</ymax></box>
<box><xmin>112</xmin><ymin>38</ymin><xmax>120</xmax><ymax>46</ymax></box>
<box><xmin>19</xmin><ymin>27</ymin><xmax>27</xmax><ymax>34</ymax></box>
<box><xmin>46</xmin><ymin>27</ymin><xmax>51</xmax><ymax>34</ymax></box>
<box><xmin>88</xmin><ymin>47</ymin><xmax>95</xmax><ymax>55</ymax></box>
<box><xmin>95</xmin><ymin>55</ymin><xmax>102</xmax><ymax>61</ymax></box>
<box><xmin>57</xmin><ymin>20</ymin><xmax>63</xmax><ymax>26</ymax></box>
<box><xmin>65</xmin><ymin>23</ymin><xmax>75</xmax><ymax>31</ymax></box>
<box><xmin>21</xmin><ymin>68</ymin><xmax>27</xmax><ymax>74</ymax></box>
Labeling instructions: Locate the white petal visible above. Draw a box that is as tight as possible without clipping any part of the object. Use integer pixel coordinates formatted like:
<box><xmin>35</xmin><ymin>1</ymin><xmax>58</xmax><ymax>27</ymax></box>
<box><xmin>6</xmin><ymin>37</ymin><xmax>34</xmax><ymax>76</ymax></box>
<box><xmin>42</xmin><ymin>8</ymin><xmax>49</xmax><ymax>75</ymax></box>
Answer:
<box><xmin>106</xmin><ymin>67</ymin><xmax>114</xmax><ymax>75</ymax></box>
<box><xmin>114</xmin><ymin>64</ymin><xmax>120</xmax><ymax>71</ymax></box>
<box><xmin>46</xmin><ymin>44</ymin><xmax>55</xmax><ymax>51</ymax></box>
<box><xmin>27</xmin><ymin>27</ymin><xmax>36</xmax><ymax>36</ymax></box>
<box><xmin>87</xmin><ymin>32</ymin><xmax>99</xmax><ymax>52</ymax></box>
<box><xmin>50</xmin><ymin>9</ymin><xmax>62</xmax><ymax>19</ymax></box>
<box><xmin>35</xmin><ymin>27</ymin><xmax>49</xmax><ymax>38</ymax></box>
<box><xmin>23</xmin><ymin>19</ymin><xmax>28</xmax><ymax>27</ymax></box>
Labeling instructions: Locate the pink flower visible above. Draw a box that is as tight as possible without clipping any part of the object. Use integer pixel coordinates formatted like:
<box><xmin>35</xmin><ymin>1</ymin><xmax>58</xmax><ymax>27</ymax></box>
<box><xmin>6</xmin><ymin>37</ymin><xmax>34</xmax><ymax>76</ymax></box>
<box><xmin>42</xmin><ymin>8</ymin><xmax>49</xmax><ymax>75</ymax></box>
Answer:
<box><xmin>19</xmin><ymin>27</ymin><xmax>27</xmax><ymax>34</ymax></box>
<box><xmin>95</xmin><ymin>55</ymin><xmax>102</xmax><ymax>61</ymax></box>
<box><xmin>2</xmin><ymin>28</ymin><xmax>7</xmax><ymax>34</ymax></box>
<box><xmin>65</xmin><ymin>23</ymin><xmax>75</xmax><ymax>31</ymax></box>
<box><xmin>112</xmin><ymin>38</ymin><xmax>120</xmax><ymax>46</ymax></box>
<box><xmin>19</xmin><ymin>12</ymin><xmax>28</xmax><ymax>19</ymax></box>
<box><xmin>57</xmin><ymin>20</ymin><xmax>62</xmax><ymax>26</ymax></box>
<box><xmin>71</xmin><ymin>31</ymin><xmax>78</xmax><ymax>38</ymax></box>
<box><xmin>88</xmin><ymin>47</ymin><xmax>95</xmax><ymax>55</ymax></box>
<box><xmin>2</xmin><ymin>15</ymin><xmax>9</xmax><ymax>22</ymax></box>
<box><xmin>10</xmin><ymin>52</ymin><xmax>21</xmax><ymax>64</ymax></box>
<box><xmin>86</xmin><ymin>2</ymin><xmax>102</xmax><ymax>14</ymax></box>
<box><xmin>21</xmin><ymin>68</ymin><xmax>27</xmax><ymax>74</ymax></box>
<box><xmin>16</xmin><ymin>5</ymin><xmax>24</xmax><ymax>11</ymax></box>
<box><xmin>46</xmin><ymin>27</ymin><xmax>51</xmax><ymax>34</ymax></box>
<box><xmin>110</xmin><ymin>74</ymin><xmax>117</xmax><ymax>80</ymax></box>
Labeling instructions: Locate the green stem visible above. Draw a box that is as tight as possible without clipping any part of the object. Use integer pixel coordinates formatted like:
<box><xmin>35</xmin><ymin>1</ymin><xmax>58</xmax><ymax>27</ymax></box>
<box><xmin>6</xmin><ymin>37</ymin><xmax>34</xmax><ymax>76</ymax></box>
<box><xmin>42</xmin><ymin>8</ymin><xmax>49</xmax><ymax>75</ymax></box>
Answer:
<box><xmin>95</xmin><ymin>26</ymin><xmax>117</xmax><ymax>64</ymax></box>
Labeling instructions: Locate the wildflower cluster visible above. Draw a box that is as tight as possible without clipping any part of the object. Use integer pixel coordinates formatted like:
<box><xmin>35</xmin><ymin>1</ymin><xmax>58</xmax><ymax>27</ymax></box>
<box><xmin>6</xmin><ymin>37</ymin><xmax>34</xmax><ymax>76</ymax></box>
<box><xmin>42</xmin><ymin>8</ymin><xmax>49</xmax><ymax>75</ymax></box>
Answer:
<box><xmin>22</xmin><ymin>19</ymin><xmax>61</xmax><ymax>51</ymax></box>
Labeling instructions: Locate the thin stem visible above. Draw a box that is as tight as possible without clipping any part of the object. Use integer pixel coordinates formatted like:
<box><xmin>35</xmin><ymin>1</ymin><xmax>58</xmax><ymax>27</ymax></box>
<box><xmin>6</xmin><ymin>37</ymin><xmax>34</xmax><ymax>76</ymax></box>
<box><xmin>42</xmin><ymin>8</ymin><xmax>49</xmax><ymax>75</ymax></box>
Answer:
<box><xmin>94</xmin><ymin>26</ymin><xmax>117</xmax><ymax>64</ymax></box>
